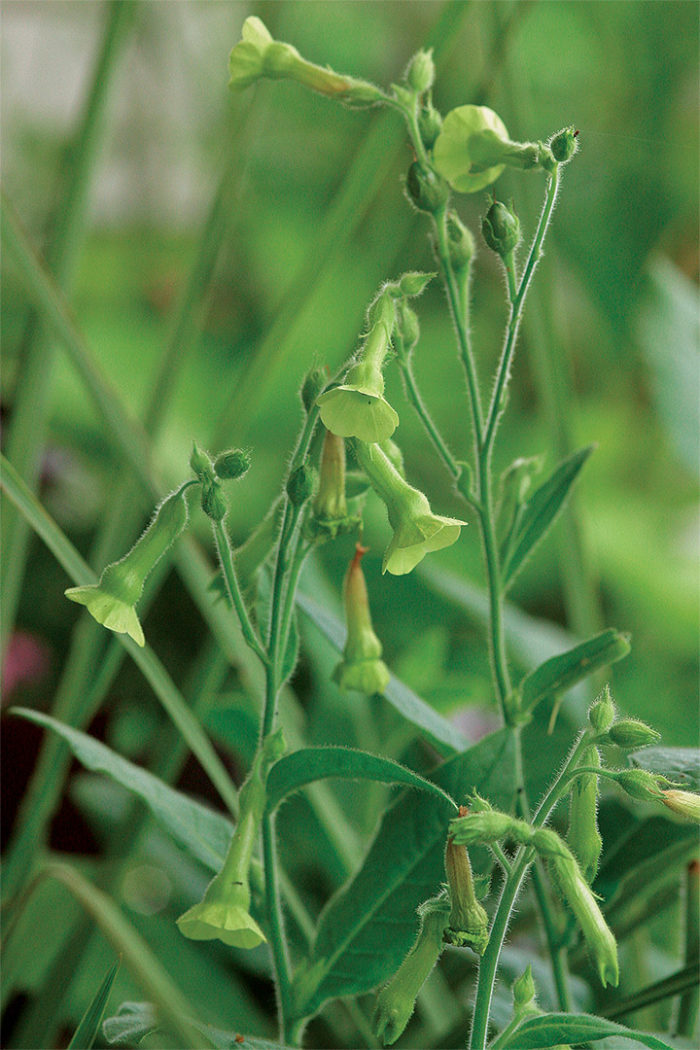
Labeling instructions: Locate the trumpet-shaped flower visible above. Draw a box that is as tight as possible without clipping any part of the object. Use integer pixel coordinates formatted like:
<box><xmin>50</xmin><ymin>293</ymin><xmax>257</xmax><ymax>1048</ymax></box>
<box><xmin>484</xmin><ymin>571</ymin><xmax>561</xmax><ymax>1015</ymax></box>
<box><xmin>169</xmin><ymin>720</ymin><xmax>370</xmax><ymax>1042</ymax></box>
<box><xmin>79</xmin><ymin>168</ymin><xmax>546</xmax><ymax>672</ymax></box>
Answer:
<box><xmin>660</xmin><ymin>789</ymin><xmax>700</xmax><ymax>822</ymax></box>
<box><xmin>229</xmin><ymin>16</ymin><xmax>384</xmax><ymax>104</ymax></box>
<box><xmin>333</xmin><ymin>545</ymin><xmax>390</xmax><ymax>695</ymax></box>
<box><xmin>433</xmin><ymin>105</ymin><xmax>543</xmax><ymax>194</ymax></box>
<box><xmin>176</xmin><ymin>879</ymin><xmax>266</xmax><ymax>950</ymax></box>
<box><xmin>444</xmin><ymin>833</ymin><xmax>489</xmax><ymax>954</ymax></box>
<box><xmin>354</xmin><ymin>441</ymin><xmax>466</xmax><ymax>574</ymax></box>
<box><xmin>65</xmin><ymin>486</ymin><xmax>190</xmax><ymax>647</ymax></box>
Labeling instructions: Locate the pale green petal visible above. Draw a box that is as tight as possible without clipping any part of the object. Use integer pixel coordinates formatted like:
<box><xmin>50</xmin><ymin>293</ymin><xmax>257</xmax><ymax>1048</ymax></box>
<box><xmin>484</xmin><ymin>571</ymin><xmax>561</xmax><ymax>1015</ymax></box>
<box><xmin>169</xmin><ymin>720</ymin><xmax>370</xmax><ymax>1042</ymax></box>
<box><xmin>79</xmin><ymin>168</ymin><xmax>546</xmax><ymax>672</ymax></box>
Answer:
<box><xmin>65</xmin><ymin>585</ymin><xmax>145</xmax><ymax>647</ymax></box>
<box><xmin>433</xmin><ymin>105</ymin><xmax>509</xmax><ymax>193</ymax></box>
<box><xmin>383</xmin><ymin>515</ymin><xmax>465</xmax><ymax>576</ymax></box>
<box><xmin>177</xmin><ymin>900</ymin><xmax>266</xmax><ymax>950</ymax></box>
<box><xmin>333</xmin><ymin>657</ymin><xmax>391</xmax><ymax>695</ymax></box>
<box><xmin>317</xmin><ymin>387</ymin><xmax>399</xmax><ymax>442</ymax></box>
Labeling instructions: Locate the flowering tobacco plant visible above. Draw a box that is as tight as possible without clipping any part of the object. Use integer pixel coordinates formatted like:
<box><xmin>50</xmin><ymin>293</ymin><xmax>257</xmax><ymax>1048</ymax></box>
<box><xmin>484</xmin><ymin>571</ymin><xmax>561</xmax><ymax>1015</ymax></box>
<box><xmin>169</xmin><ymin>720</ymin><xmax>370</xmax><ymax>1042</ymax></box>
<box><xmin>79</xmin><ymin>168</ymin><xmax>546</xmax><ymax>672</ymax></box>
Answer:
<box><xmin>3</xmin><ymin>12</ymin><xmax>698</xmax><ymax>1050</ymax></box>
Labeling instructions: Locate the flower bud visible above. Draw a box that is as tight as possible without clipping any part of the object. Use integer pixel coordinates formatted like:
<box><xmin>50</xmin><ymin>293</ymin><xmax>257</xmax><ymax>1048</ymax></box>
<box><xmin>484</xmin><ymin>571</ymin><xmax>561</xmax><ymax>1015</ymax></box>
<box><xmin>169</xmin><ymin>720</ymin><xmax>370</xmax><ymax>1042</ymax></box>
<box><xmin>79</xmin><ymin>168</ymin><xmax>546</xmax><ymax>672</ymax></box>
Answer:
<box><xmin>395</xmin><ymin>300</ymin><xmax>420</xmax><ymax>357</ymax></box>
<box><xmin>607</xmin><ymin>720</ymin><xmax>661</xmax><ymax>750</ymax></box>
<box><xmin>286</xmin><ymin>463</ymin><xmax>317</xmax><ymax>507</ymax></box>
<box><xmin>418</xmin><ymin>102</ymin><xmax>442</xmax><ymax>149</ymax></box>
<box><xmin>65</xmin><ymin>487</ymin><xmax>190</xmax><ymax>647</ymax></box>
<box><xmin>513</xmin><ymin>965</ymin><xmax>536</xmax><ymax>1011</ymax></box>
<box><xmin>332</xmin><ymin>544</ymin><xmax>390</xmax><ymax>695</ymax></box>
<box><xmin>214</xmin><ymin>449</ymin><xmax>251</xmax><ymax>480</ymax></box>
<box><xmin>201</xmin><ymin>480</ymin><xmax>227</xmax><ymax>522</ymax></box>
<box><xmin>373</xmin><ymin>901</ymin><xmax>447</xmax><ymax>1046</ymax></box>
<box><xmin>482</xmin><ymin>199</ymin><xmax>521</xmax><ymax>257</ymax></box>
<box><xmin>660</xmin><ymin>789</ymin><xmax>700</xmax><ymax>822</ymax></box>
<box><xmin>550</xmin><ymin>126</ymin><xmax>579</xmax><ymax>163</ymax></box>
<box><xmin>190</xmin><ymin>441</ymin><xmax>214</xmax><ymax>482</ymax></box>
<box><xmin>406</xmin><ymin>49</ymin><xmax>435</xmax><ymax>94</ymax></box>
<box><xmin>397</xmin><ymin>271</ymin><xmax>435</xmax><ymax>298</ymax></box>
<box><xmin>406</xmin><ymin>162</ymin><xmax>449</xmax><ymax>214</ymax></box>
<box><xmin>568</xmin><ymin>746</ymin><xmax>602</xmax><ymax>883</ymax></box>
<box><xmin>546</xmin><ymin>849</ymin><xmax>619</xmax><ymax>988</ymax></box>
<box><xmin>613</xmin><ymin>769</ymin><xmax>665</xmax><ymax>802</ymax></box>
<box><xmin>531</xmin><ymin>827</ymin><xmax>570</xmax><ymax>859</ymax></box>
<box><xmin>589</xmin><ymin>688</ymin><xmax>615</xmax><ymax>732</ymax></box>
<box><xmin>443</xmin><ymin>835</ymin><xmax>489</xmax><ymax>954</ymax></box>
<box><xmin>446</xmin><ymin>214</ymin><xmax>476</xmax><ymax>271</ymax></box>
<box><xmin>301</xmin><ymin>366</ymin><xmax>327</xmax><ymax>412</ymax></box>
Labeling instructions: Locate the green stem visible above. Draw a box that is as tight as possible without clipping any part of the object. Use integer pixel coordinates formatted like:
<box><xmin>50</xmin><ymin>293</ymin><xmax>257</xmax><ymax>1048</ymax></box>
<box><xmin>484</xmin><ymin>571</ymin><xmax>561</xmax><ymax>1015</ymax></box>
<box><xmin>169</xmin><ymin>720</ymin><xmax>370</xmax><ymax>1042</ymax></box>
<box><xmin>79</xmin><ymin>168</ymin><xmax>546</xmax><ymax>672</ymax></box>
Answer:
<box><xmin>468</xmin><ymin>733</ymin><xmax>592</xmax><ymax>1050</ymax></box>
<box><xmin>676</xmin><ymin>860</ymin><xmax>700</xmax><ymax>1038</ymax></box>
<box><xmin>212</xmin><ymin>517</ymin><xmax>267</xmax><ymax>665</ymax></box>
<box><xmin>399</xmin><ymin>358</ymin><xmax>461</xmax><ymax>480</ymax></box>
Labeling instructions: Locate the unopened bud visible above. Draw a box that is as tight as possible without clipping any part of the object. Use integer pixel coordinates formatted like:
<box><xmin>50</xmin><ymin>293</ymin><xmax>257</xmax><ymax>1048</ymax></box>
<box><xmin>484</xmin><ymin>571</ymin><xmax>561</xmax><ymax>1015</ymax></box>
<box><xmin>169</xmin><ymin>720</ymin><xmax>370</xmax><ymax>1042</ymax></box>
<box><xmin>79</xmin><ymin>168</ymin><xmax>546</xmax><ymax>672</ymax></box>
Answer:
<box><xmin>214</xmin><ymin>449</ymin><xmax>251</xmax><ymax>480</ymax></box>
<box><xmin>398</xmin><ymin>271</ymin><xmax>434</xmax><ymax>298</ymax></box>
<box><xmin>395</xmin><ymin>301</ymin><xmax>420</xmax><ymax>355</ymax></box>
<box><xmin>568</xmin><ymin>746</ymin><xmax>602</xmax><ymax>883</ymax></box>
<box><xmin>547</xmin><ymin>850</ymin><xmax>619</xmax><ymax>988</ymax></box>
<box><xmin>301</xmin><ymin>366</ymin><xmax>327</xmax><ymax>412</ymax></box>
<box><xmin>450</xmin><ymin>810</ymin><xmax>531</xmax><ymax>847</ymax></box>
<box><xmin>513</xmin><ymin>965</ymin><xmax>536</xmax><ymax>1011</ymax></box>
<box><xmin>613</xmin><ymin>769</ymin><xmax>664</xmax><ymax>802</ymax></box>
<box><xmin>446</xmin><ymin>214</ymin><xmax>476</xmax><ymax>271</ymax></box>
<box><xmin>589</xmin><ymin>688</ymin><xmax>615</xmax><ymax>732</ymax></box>
<box><xmin>550</xmin><ymin>126</ymin><xmax>579</xmax><ymax>163</ymax></box>
<box><xmin>607</xmin><ymin>720</ymin><xmax>660</xmax><ymax>750</ymax></box>
<box><xmin>482</xmin><ymin>199</ymin><xmax>521</xmax><ymax>257</ymax></box>
<box><xmin>406</xmin><ymin>49</ymin><xmax>435</xmax><ymax>94</ymax></box>
<box><xmin>286</xmin><ymin>463</ymin><xmax>316</xmax><ymax>506</ymax></box>
<box><xmin>406</xmin><ymin>162</ymin><xmax>449</xmax><ymax>214</ymax></box>
<box><xmin>418</xmin><ymin>102</ymin><xmax>442</xmax><ymax>149</ymax></box>
<box><xmin>190</xmin><ymin>442</ymin><xmax>214</xmax><ymax>482</ymax></box>
<box><xmin>201</xmin><ymin>481</ymin><xmax>227</xmax><ymax>522</ymax></box>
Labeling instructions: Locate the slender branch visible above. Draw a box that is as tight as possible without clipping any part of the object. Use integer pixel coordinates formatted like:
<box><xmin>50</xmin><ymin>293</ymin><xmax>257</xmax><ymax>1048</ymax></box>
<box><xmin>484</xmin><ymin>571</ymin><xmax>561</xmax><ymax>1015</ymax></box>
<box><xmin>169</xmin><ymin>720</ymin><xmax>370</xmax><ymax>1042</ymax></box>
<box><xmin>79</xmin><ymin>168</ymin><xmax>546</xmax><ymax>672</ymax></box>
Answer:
<box><xmin>211</xmin><ymin>517</ymin><xmax>267</xmax><ymax>665</ymax></box>
<box><xmin>399</xmin><ymin>358</ymin><xmax>461</xmax><ymax>480</ymax></box>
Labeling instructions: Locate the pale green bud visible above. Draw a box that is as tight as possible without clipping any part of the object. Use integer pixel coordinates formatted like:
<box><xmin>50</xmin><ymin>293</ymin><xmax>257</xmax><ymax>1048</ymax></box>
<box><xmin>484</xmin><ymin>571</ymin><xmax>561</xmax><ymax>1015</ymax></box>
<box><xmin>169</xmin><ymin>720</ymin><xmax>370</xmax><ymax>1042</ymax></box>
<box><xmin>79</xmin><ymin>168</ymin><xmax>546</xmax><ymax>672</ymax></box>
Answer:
<box><xmin>546</xmin><ymin>850</ymin><xmax>619</xmax><ymax>988</ymax></box>
<box><xmin>418</xmin><ymin>102</ymin><xmax>442</xmax><ymax>149</ymax></box>
<box><xmin>450</xmin><ymin>810</ymin><xmax>531</xmax><ymax>847</ymax></box>
<box><xmin>589</xmin><ymin>689</ymin><xmax>615</xmax><ymax>732</ymax></box>
<box><xmin>607</xmin><ymin>720</ymin><xmax>661</xmax><ymax>750</ymax></box>
<box><xmin>301</xmin><ymin>366</ymin><xmax>327</xmax><ymax>412</ymax></box>
<box><xmin>190</xmin><ymin>441</ymin><xmax>214</xmax><ymax>482</ymax></box>
<box><xmin>446</xmin><ymin>213</ymin><xmax>476</xmax><ymax>271</ymax></box>
<box><xmin>286</xmin><ymin>463</ymin><xmax>317</xmax><ymax>507</ymax></box>
<box><xmin>613</xmin><ymin>769</ymin><xmax>665</xmax><ymax>802</ymax></box>
<box><xmin>201</xmin><ymin>480</ymin><xmax>227</xmax><ymax>522</ymax></box>
<box><xmin>568</xmin><ymin>746</ymin><xmax>602</xmax><ymax>883</ymax></box>
<box><xmin>395</xmin><ymin>300</ymin><xmax>420</xmax><ymax>356</ymax></box>
<box><xmin>482</xmin><ymin>199</ymin><xmax>521</xmax><ymax>257</ymax></box>
<box><xmin>406</xmin><ymin>49</ymin><xmax>435</xmax><ymax>93</ymax></box>
<box><xmin>550</xmin><ymin>126</ymin><xmax>579</xmax><ymax>163</ymax></box>
<box><xmin>513</xmin><ymin>965</ymin><xmax>536</xmax><ymax>1011</ymax></box>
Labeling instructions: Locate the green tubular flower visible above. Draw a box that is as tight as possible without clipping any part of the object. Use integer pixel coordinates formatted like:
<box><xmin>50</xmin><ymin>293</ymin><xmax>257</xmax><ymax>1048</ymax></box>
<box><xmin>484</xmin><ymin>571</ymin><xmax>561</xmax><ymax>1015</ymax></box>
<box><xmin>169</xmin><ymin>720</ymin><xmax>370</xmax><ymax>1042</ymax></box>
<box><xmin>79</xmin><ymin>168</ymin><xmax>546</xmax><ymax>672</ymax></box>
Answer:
<box><xmin>444</xmin><ymin>829</ymin><xmax>489</xmax><ymax>954</ymax></box>
<box><xmin>318</xmin><ymin>304</ymin><xmax>399</xmax><ymax>443</ymax></box>
<box><xmin>332</xmin><ymin>544</ymin><xmax>390</xmax><ymax>695</ymax></box>
<box><xmin>308</xmin><ymin>429</ymin><xmax>360</xmax><ymax>541</ymax></box>
<box><xmin>177</xmin><ymin>746</ymin><xmax>272</xmax><ymax>950</ymax></box>
<box><xmin>354</xmin><ymin>440</ymin><xmax>466</xmax><ymax>575</ymax></box>
<box><xmin>433</xmin><ymin>105</ymin><xmax>543</xmax><ymax>193</ymax></box>
<box><xmin>65</xmin><ymin>487</ymin><xmax>190</xmax><ymax>647</ymax></box>
<box><xmin>373</xmin><ymin>900</ymin><xmax>447</xmax><ymax>1046</ymax></box>
<box><xmin>540</xmin><ymin>834</ymin><xmax>619</xmax><ymax>988</ymax></box>
<box><xmin>228</xmin><ymin>16</ymin><xmax>384</xmax><ymax>104</ymax></box>
<box><xmin>568</xmin><ymin>746</ymin><xmax>603</xmax><ymax>883</ymax></box>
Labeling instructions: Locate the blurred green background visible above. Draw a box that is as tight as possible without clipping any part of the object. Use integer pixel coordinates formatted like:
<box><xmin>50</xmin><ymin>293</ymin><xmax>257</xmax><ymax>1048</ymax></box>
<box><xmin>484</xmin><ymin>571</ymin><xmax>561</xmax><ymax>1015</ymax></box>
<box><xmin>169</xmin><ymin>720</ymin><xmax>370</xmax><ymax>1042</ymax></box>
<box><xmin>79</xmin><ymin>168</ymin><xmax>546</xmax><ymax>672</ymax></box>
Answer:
<box><xmin>1</xmin><ymin>1</ymin><xmax>698</xmax><ymax>1045</ymax></box>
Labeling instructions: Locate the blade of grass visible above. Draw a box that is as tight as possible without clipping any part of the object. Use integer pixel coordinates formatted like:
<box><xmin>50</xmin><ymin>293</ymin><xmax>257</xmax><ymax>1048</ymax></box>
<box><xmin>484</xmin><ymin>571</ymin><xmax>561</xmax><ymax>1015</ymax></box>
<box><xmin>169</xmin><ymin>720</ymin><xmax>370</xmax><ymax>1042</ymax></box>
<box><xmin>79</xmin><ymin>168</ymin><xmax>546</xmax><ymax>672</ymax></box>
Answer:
<box><xmin>67</xmin><ymin>959</ymin><xmax>120</xmax><ymax>1050</ymax></box>
<box><xmin>1</xmin><ymin>0</ymin><xmax>135</xmax><ymax>657</ymax></box>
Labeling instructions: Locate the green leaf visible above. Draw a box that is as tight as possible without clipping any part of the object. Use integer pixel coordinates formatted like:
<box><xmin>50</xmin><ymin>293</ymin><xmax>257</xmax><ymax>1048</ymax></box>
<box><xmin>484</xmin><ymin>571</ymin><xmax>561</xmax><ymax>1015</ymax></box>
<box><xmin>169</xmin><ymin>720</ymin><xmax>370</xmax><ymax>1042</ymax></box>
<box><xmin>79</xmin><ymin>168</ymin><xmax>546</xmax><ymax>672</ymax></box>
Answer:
<box><xmin>501</xmin><ymin>446</ymin><xmax>594</xmax><ymax>588</ymax></box>
<box><xmin>631</xmin><ymin>747</ymin><xmax>700</xmax><ymax>791</ymax></box>
<box><xmin>67</xmin><ymin>959</ymin><xmax>120</xmax><ymax>1049</ymax></box>
<box><xmin>296</xmin><ymin>590</ymin><xmax>469</xmax><ymax>755</ymax></box>
<box><xmin>103</xmin><ymin>1001</ymin><xmax>291</xmax><ymax>1049</ymax></box>
<box><xmin>12</xmin><ymin>708</ymin><xmax>233</xmax><ymax>871</ymax></box>
<box><xmin>265</xmin><ymin>747</ymin><xmax>458</xmax><ymax>812</ymax></box>
<box><xmin>499</xmin><ymin>1011</ymin><xmax>676</xmax><ymax>1049</ymax></box>
<box><xmin>294</xmin><ymin>729</ymin><xmax>516</xmax><ymax>1017</ymax></box>
<box><xmin>520</xmin><ymin>628</ymin><xmax>631</xmax><ymax>713</ymax></box>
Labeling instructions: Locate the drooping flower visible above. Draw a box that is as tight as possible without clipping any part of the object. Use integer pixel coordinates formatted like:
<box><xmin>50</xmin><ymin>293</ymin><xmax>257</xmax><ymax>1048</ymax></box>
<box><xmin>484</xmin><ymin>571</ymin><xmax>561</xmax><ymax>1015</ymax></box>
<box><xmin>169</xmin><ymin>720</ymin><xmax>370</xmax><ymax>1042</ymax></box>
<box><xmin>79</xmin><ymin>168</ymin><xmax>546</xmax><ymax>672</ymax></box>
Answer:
<box><xmin>433</xmin><ymin>105</ymin><xmax>543</xmax><ymax>194</ymax></box>
<box><xmin>332</xmin><ymin>544</ymin><xmax>390</xmax><ymax>696</ymax></box>
<box><xmin>65</xmin><ymin>487</ymin><xmax>190</xmax><ymax>647</ymax></box>
<box><xmin>354</xmin><ymin>440</ymin><xmax>466</xmax><ymax>575</ymax></box>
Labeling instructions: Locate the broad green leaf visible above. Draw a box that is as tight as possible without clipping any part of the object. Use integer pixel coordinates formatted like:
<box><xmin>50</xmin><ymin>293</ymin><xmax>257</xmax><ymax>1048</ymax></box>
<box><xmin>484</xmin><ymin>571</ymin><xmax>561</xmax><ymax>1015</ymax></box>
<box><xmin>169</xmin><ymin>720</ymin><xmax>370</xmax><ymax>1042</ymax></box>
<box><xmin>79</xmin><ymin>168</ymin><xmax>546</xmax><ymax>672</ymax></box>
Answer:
<box><xmin>68</xmin><ymin>960</ymin><xmax>120</xmax><ymax>1049</ymax></box>
<box><xmin>265</xmin><ymin>747</ymin><xmax>458</xmax><ymax>812</ymax></box>
<box><xmin>103</xmin><ymin>1001</ymin><xmax>291</xmax><ymax>1049</ymax></box>
<box><xmin>295</xmin><ymin>729</ymin><xmax>515</xmax><ymax>1017</ymax></box>
<box><xmin>520</xmin><ymin>628</ymin><xmax>630</xmax><ymax>713</ymax></box>
<box><xmin>501</xmin><ymin>446</ymin><xmax>594</xmax><ymax>588</ymax></box>
<box><xmin>296</xmin><ymin>590</ymin><xmax>469</xmax><ymax>755</ymax></box>
<box><xmin>498</xmin><ymin>1011</ymin><xmax>675</xmax><ymax>1049</ymax></box>
<box><xmin>631</xmin><ymin>747</ymin><xmax>700</xmax><ymax>791</ymax></box>
<box><xmin>12</xmin><ymin>708</ymin><xmax>233</xmax><ymax>871</ymax></box>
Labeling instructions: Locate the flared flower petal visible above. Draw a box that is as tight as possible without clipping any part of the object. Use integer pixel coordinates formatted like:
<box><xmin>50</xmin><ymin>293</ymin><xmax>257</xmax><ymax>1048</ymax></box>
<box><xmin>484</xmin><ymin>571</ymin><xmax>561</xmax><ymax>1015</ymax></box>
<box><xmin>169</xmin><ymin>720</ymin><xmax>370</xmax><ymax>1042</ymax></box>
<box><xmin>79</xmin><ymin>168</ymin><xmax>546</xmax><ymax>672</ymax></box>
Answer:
<box><xmin>333</xmin><ymin>656</ymin><xmax>390</xmax><ymax>696</ymax></box>
<box><xmin>433</xmin><ymin>105</ymin><xmax>510</xmax><ymax>193</ymax></box>
<box><xmin>65</xmin><ymin>586</ymin><xmax>145</xmax><ymax>647</ymax></box>
<box><xmin>177</xmin><ymin>881</ymin><xmax>266</xmax><ymax>950</ymax></box>
<box><xmin>317</xmin><ymin>386</ymin><xmax>399</xmax><ymax>443</ymax></box>
<box><xmin>383</xmin><ymin>513</ymin><xmax>465</xmax><ymax>575</ymax></box>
